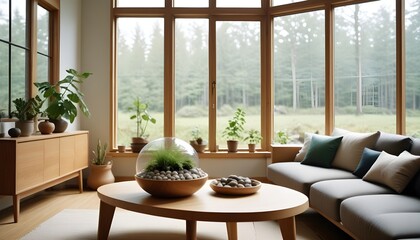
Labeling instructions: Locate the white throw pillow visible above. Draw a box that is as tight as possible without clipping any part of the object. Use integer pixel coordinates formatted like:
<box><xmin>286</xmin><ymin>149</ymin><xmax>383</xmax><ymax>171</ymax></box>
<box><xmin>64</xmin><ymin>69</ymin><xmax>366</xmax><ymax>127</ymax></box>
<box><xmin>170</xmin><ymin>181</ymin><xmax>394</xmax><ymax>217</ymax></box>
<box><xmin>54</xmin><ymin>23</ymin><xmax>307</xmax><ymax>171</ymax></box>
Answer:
<box><xmin>294</xmin><ymin>132</ymin><xmax>314</xmax><ymax>162</ymax></box>
<box><xmin>363</xmin><ymin>151</ymin><xmax>420</xmax><ymax>193</ymax></box>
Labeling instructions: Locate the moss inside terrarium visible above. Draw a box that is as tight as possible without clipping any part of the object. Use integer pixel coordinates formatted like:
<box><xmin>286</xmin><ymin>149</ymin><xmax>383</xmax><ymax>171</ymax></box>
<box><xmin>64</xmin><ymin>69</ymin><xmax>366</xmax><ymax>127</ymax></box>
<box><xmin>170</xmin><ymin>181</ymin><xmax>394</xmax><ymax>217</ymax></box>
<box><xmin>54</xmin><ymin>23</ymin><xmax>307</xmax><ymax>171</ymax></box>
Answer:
<box><xmin>145</xmin><ymin>147</ymin><xmax>195</xmax><ymax>172</ymax></box>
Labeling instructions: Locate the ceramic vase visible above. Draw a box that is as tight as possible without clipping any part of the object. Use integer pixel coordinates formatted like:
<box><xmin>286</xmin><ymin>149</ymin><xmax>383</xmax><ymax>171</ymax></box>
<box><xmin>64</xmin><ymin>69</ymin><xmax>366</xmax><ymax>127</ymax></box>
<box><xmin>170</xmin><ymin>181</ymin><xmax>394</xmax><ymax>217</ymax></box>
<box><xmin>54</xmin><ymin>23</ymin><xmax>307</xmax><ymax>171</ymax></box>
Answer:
<box><xmin>51</xmin><ymin>118</ymin><xmax>68</xmax><ymax>133</ymax></box>
<box><xmin>87</xmin><ymin>164</ymin><xmax>115</xmax><ymax>190</ymax></box>
<box><xmin>38</xmin><ymin>120</ymin><xmax>55</xmax><ymax>134</ymax></box>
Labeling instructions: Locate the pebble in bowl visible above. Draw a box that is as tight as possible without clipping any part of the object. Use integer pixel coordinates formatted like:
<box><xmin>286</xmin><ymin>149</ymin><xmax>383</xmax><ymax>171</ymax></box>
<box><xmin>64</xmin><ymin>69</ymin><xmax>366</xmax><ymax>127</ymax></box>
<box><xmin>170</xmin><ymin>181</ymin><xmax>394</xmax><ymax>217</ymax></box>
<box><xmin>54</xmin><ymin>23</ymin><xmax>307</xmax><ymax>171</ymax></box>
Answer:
<box><xmin>210</xmin><ymin>175</ymin><xmax>261</xmax><ymax>195</ymax></box>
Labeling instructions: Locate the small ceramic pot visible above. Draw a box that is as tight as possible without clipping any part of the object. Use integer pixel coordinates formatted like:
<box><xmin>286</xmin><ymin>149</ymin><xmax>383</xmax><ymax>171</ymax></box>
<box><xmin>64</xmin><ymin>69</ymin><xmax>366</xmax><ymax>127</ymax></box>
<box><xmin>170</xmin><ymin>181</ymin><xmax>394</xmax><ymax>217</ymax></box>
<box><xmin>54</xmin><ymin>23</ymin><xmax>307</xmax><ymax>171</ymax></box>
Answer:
<box><xmin>38</xmin><ymin>120</ymin><xmax>55</xmax><ymax>134</ymax></box>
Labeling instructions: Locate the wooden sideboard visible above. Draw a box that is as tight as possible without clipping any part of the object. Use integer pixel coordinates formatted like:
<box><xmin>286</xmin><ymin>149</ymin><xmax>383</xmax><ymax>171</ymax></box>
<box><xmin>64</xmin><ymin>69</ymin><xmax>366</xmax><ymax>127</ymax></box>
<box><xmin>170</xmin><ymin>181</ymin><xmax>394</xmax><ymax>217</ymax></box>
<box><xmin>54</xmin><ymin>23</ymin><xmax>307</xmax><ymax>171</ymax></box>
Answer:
<box><xmin>0</xmin><ymin>131</ymin><xmax>89</xmax><ymax>223</ymax></box>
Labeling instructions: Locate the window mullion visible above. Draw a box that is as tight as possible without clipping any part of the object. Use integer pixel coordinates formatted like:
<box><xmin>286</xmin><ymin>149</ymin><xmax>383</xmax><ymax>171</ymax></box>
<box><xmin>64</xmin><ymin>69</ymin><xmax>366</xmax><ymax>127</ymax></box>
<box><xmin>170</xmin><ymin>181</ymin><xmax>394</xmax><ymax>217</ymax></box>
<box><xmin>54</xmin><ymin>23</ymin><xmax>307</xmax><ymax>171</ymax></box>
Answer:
<box><xmin>208</xmin><ymin>16</ymin><xmax>217</xmax><ymax>152</ymax></box>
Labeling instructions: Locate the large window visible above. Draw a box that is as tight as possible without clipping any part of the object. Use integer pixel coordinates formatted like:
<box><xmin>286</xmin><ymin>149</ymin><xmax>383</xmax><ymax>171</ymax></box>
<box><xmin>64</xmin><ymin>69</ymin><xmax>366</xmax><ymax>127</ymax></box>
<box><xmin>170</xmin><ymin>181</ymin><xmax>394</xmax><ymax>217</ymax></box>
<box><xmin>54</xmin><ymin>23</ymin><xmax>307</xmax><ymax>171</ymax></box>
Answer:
<box><xmin>273</xmin><ymin>11</ymin><xmax>325</xmax><ymax>143</ymax></box>
<box><xmin>112</xmin><ymin>0</ymin><xmax>415</xmax><ymax>152</ymax></box>
<box><xmin>334</xmin><ymin>0</ymin><xmax>396</xmax><ymax>133</ymax></box>
<box><xmin>0</xmin><ymin>0</ymin><xmax>57</xmax><ymax>117</ymax></box>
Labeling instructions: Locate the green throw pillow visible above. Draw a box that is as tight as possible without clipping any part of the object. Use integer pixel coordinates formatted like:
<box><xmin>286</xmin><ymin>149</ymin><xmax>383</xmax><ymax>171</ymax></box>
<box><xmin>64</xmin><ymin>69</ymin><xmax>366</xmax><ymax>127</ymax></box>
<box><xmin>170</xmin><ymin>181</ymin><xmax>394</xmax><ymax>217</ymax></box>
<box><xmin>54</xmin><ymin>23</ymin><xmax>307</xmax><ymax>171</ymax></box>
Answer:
<box><xmin>301</xmin><ymin>135</ymin><xmax>343</xmax><ymax>168</ymax></box>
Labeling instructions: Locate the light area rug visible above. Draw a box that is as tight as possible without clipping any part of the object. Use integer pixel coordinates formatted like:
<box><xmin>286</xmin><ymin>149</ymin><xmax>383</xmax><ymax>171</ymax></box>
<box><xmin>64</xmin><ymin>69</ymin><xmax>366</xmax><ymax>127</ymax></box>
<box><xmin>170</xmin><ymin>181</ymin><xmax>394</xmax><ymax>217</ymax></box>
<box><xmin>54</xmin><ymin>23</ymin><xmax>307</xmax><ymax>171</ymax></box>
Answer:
<box><xmin>22</xmin><ymin>209</ymin><xmax>282</xmax><ymax>240</ymax></box>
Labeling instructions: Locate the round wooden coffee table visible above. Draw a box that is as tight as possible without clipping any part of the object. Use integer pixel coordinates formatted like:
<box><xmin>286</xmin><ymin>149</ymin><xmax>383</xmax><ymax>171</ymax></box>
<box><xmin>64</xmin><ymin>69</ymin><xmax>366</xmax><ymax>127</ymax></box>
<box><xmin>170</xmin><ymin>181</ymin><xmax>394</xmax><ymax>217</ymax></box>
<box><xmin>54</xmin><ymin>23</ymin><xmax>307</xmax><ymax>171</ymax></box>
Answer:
<box><xmin>97</xmin><ymin>180</ymin><xmax>308</xmax><ymax>240</ymax></box>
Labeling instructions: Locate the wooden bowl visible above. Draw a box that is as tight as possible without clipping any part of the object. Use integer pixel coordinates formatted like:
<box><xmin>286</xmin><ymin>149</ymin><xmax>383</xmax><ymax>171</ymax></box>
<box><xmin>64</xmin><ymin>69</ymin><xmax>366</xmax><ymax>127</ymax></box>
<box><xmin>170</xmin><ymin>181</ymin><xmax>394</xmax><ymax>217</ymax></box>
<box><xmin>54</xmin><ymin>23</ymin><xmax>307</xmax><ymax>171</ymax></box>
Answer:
<box><xmin>135</xmin><ymin>174</ymin><xmax>208</xmax><ymax>198</ymax></box>
<box><xmin>209</xmin><ymin>179</ymin><xmax>261</xmax><ymax>195</ymax></box>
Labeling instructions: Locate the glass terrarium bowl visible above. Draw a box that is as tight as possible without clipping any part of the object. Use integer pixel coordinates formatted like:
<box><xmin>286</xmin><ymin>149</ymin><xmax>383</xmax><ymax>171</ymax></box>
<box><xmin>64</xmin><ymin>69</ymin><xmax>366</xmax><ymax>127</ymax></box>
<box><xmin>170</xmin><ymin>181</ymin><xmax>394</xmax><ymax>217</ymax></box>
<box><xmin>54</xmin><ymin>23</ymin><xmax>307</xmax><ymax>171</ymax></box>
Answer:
<box><xmin>135</xmin><ymin>137</ymin><xmax>208</xmax><ymax>197</ymax></box>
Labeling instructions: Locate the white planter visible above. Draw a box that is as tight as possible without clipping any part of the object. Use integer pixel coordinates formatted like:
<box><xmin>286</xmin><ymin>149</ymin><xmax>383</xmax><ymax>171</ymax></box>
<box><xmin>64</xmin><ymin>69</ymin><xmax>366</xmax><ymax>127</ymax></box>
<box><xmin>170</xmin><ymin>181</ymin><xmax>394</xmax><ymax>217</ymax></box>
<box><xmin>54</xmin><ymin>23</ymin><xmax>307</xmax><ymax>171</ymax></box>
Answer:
<box><xmin>0</xmin><ymin>121</ymin><xmax>15</xmax><ymax>137</ymax></box>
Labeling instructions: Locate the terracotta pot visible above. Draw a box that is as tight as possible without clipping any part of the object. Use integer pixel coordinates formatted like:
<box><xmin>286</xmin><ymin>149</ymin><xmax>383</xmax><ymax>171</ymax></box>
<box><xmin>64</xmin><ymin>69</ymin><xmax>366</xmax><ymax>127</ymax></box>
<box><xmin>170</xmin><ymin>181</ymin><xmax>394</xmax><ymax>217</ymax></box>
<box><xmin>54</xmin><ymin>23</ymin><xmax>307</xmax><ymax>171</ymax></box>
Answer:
<box><xmin>38</xmin><ymin>120</ymin><xmax>55</xmax><ymax>134</ymax></box>
<box><xmin>51</xmin><ymin>118</ymin><xmax>68</xmax><ymax>133</ymax></box>
<box><xmin>227</xmin><ymin>140</ymin><xmax>239</xmax><ymax>153</ymax></box>
<box><xmin>131</xmin><ymin>137</ymin><xmax>148</xmax><ymax>153</ymax></box>
<box><xmin>191</xmin><ymin>142</ymin><xmax>206</xmax><ymax>153</ymax></box>
<box><xmin>87</xmin><ymin>164</ymin><xmax>115</xmax><ymax>190</ymax></box>
<box><xmin>15</xmin><ymin>120</ymin><xmax>34</xmax><ymax>137</ymax></box>
<box><xmin>248</xmin><ymin>143</ymin><xmax>256</xmax><ymax>153</ymax></box>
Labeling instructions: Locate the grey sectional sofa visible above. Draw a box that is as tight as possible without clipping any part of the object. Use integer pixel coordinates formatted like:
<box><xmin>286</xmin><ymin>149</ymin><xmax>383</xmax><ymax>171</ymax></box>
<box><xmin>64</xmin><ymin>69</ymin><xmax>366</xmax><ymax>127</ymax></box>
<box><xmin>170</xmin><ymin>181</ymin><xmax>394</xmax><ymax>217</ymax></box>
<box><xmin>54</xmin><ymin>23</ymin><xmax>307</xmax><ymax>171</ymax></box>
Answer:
<box><xmin>267</xmin><ymin>130</ymin><xmax>420</xmax><ymax>240</ymax></box>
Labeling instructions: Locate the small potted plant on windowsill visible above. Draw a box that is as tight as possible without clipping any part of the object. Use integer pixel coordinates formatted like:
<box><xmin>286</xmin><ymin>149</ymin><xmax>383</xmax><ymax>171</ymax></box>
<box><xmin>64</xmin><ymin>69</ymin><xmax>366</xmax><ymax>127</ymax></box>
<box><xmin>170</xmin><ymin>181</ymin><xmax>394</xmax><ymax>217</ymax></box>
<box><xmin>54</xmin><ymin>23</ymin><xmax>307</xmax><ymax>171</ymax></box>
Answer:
<box><xmin>11</xmin><ymin>96</ymin><xmax>42</xmax><ymax>137</ymax></box>
<box><xmin>87</xmin><ymin>139</ymin><xmax>115</xmax><ymax>190</ymax></box>
<box><xmin>222</xmin><ymin>108</ymin><xmax>246</xmax><ymax>153</ymax></box>
<box><xmin>190</xmin><ymin>127</ymin><xmax>207</xmax><ymax>153</ymax></box>
<box><xmin>34</xmin><ymin>69</ymin><xmax>92</xmax><ymax>133</ymax></box>
<box><xmin>129</xmin><ymin>97</ymin><xmax>156</xmax><ymax>153</ymax></box>
<box><xmin>244</xmin><ymin>129</ymin><xmax>262</xmax><ymax>153</ymax></box>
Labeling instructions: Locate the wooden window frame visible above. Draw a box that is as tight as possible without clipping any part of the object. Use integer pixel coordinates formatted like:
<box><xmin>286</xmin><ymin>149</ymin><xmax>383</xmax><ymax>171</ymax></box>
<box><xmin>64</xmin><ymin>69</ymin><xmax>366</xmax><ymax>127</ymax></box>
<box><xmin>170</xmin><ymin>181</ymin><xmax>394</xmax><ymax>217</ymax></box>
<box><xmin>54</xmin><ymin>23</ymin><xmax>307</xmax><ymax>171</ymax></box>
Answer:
<box><xmin>110</xmin><ymin>0</ymin><xmax>408</xmax><ymax>154</ymax></box>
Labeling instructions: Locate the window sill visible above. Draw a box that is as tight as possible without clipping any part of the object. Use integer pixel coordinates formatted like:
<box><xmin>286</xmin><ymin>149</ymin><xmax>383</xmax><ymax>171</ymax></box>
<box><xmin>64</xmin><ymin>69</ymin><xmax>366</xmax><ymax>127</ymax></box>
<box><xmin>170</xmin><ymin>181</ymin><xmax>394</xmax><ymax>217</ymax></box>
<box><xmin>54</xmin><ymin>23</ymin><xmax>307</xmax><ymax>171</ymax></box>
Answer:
<box><xmin>107</xmin><ymin>150</ymin><xmax>271</xmax><ymax>159</ymax></box>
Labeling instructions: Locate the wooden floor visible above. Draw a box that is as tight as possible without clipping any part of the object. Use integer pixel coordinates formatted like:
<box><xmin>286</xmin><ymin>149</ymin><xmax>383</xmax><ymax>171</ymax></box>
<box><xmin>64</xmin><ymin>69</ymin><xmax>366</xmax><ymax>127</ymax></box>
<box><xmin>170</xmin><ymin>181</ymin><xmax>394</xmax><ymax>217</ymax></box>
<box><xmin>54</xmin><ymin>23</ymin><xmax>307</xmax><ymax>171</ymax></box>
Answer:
<box><xmin>0</xmin><ymin>187</ymin><xmax>100</xmax><ymax>240</ymax></box>
<box><xmin>0</xmin><ymin>185</ymin><xmax>352</xmax><ymax>240</ymax></box>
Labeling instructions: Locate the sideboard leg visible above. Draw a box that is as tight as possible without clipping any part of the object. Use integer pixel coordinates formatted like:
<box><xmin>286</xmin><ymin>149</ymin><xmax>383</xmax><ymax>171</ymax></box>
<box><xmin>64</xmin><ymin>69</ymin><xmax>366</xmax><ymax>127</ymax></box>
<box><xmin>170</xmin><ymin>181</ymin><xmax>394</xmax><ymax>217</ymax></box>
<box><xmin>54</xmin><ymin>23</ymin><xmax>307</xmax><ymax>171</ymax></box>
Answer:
<box><xmin>78</xmin><ymin>170</ymin><xmax>83</xmax><ymax>193</ymax></box>
<box><xmin>13</xmin><ymin>195</ymin><xmax>20</xmax><ymax>223</ymax></box>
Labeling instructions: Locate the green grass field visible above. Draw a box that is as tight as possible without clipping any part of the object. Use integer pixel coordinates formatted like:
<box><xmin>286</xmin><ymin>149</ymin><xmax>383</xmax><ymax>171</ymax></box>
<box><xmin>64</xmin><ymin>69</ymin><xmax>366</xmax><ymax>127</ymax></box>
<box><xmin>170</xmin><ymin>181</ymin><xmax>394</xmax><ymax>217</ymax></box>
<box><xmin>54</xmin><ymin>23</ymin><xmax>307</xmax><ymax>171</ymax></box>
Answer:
<box><xmin>116</xmin><ymin>112</ymin><xmax>420</xmax><ymax>147</ymax></box>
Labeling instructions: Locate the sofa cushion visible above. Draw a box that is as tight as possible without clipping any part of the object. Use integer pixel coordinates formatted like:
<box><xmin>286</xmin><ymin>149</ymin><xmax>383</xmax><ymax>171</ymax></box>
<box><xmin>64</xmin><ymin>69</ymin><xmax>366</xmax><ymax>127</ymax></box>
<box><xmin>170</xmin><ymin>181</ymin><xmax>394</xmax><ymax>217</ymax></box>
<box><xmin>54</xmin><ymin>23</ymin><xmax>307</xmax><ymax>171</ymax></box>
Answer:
<box><xmin>374</xmin><ymin>132</ymin><xmax>413</xmax><ymax>155</ymax></box>
<box><xmin>331</xmin><ymin>130</ymin><xmax>380</xmax><ymax>172</ymax></box>
<box><xmin>301</xmin><ymin>135</ymin><xmax>343</xmax><ymax>168</ymax></box>
<box><xmin>340</xmin><ymin>194</ymin><xmax>420</xmax><ymax>240</ymax></box>
<box><xmin>353</xmin><ymin>148</ymin><xmax>381</xmax><ymax>178</ymax></box>
<box><xmin>410</xmin><ymin>138</ymin><xmax>420</xmax><ymax>155</ymax></box>
<box><xmin>267</xmin><ymin>162</ymin><xmax>356</xmax><ymax>196</ymax></box>
<box><xmin>309</xmin><ymin>179</ymin><xmax>393</xmax><ymax>221</ymax></box>
<box><xmin>294</xmin><ymin>132</ymin><xmax>314</xmax><ymax>162</ymax></box>
<box><xmin>363</xmin><ymin>151</ymin><xmax>420</xmax><ymax>193</ymax></box>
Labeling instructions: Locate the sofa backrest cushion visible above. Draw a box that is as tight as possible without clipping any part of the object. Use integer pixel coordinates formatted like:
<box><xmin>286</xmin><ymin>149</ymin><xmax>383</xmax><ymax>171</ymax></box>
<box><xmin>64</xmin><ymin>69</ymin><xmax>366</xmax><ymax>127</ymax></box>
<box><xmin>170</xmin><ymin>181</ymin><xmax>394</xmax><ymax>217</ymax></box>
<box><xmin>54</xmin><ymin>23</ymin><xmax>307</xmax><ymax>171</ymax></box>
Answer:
<box><xmin>363</xmin><ymin>151</ymin><xmax>420</xmax><ymax>193</ymax></box>
<box><xmin>374</xmin><ymin>132</ymin><xmax>413</xmax><ymax>155</ymax></box>
<box><xmin>331</xmin><ymin>129</ymin><xmax>380</xmax><ymax>172</ymax></box>
<box><xmin>353</xmin><ymin>148</ymin><xmax>381</xmax><ymax>178</ymax></box>
<box><xmin>301</xmin><ymin>134</ymin><xmax>343</xmax><ymax>168</ymax></box>
<box><xmin>410</xmin><ymin>138</ymin><xmax>420</xmax><ymax>155</ymax></box>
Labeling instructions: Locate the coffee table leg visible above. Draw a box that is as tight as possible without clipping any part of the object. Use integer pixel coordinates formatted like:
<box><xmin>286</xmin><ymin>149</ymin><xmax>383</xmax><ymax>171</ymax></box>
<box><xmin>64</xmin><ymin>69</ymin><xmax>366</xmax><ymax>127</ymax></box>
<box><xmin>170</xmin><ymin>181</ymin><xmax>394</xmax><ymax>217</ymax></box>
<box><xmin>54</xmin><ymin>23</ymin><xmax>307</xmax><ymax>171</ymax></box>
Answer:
<box><xmin>186</xmin><ymin>220</ymin><xmax>197</xmax><ymax>240</ymax></box>
<box><xmin>98</xmin><ymin>201</ymin><xmax>116</xmax><ymax>240</ymax></box>
<box><xmin>278</xmin><ymin>216</ymin><xmax>296</xmax><ymax>240</ymax></box>
<box><xmin>226</xmin><ymin>222</ymin><xmax>238</xmax><ymax>240</ymax></box>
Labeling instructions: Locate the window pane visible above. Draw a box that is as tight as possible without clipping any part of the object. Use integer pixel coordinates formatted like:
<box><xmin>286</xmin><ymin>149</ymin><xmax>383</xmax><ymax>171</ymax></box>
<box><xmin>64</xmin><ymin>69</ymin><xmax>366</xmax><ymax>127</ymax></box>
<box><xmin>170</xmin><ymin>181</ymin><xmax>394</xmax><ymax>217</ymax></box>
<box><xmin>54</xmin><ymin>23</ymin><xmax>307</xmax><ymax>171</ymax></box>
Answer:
<box><xmin>273</xmin><ymin>11</ymin><xmax>325</xmax><ymax>143</ymax></box>
<box><xmin>217</xmin><ymin>0</ymin><xmax>261</xmax><ymax>8</ymax></box>
<box><xmin>175</xmin><ymin>19</ymin><xmax>209</xmax><ymax>144</ymax></box>
<box><xmin>216</xmin><ymin>21</ymin><xmax>261</xmax><ymax>149</ymax></box>
<box><xmin>272</xmin><ymin>0</ymin><xmax>306</xmax><ymax>6</ymax></box>
<box><xmin>37</xmin><ymin>54</ymin><xmax>48</xmax><ymax>83</ymax></box>
<box><xmin>174</xmin><ymin>0</ymin><xmax>208</xmax><ymax>8</ymax></box>
<box><xmin>0</xmin><ymin>43</ymin><xmax>8</xmax><ymax>112</ymax></box>
<box><xmin>11</xmin><ymin>0</ymin><xmax>27</xmax><ymax>47</ymax></box>
<box><xmin>37</xmin><ymin>6</ymin><xmax>49</xmax><ymax>55</ymax></box>
<box><xmin>0</xmin><ymin>0</ymin><xmax>9</xmax><ymax>41</ymax></box>
<box><xmin>406</xmin><ymin>0</ymin><xmax>420</xmax><ymax>137</ymax></box>
<box><xmin>11</xmin><ymin>46</ymin><xmax>27</xmax><ymax>102</ymax></box>
<box><xmin>116</xmin><ymin>18</ymin><xmax>164</xmax><ymax>146</ymax></box>
<box><xmin>334</xmin><ymin>0</ymin><xmax>396</xmax><ymax>133</ymax></box>
<box><xmin>117</xmin><ymin>0</ymin><xmax>164</xmax><ymax>8</ymax></box>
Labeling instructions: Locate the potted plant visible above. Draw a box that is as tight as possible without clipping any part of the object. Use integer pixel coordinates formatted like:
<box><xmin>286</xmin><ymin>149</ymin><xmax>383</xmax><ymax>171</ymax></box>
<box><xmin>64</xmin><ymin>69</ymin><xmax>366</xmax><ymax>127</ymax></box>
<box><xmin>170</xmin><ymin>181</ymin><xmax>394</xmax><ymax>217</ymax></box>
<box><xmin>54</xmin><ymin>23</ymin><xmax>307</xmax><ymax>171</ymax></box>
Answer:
<box><xmin>222</xmin><ymin>108</ymin><xmax>246</xmax><ymax>152</ymax></box>
<box><xmin>34</xmin><ymin>69</ymin><xmax>92</xmax><ymax>133</ymax></box>
<box><xmin>190</xmin><ymin>127</ymin><xmax>207</xmax><ymax>153</ymax></box>
<box><xmin>11</xmin><ymin>96</ymin><xmax>42</xmax><ymax>137</ymax></box>
<box><xmin>129</xmin><ymin>97</ymin><xmax>156</xmax><ymax>153</ymax></box>
<box><xmin>244</xmin><ymin>129</ymin><xmax>262</xmax><ymax>153</ymax></box>
<box><xmin>87</xmin><ymin>139</ymin><xmax>115</xmax><ymax>190</ymax></box>
<box><xmin>274</xmin><ymin>130</ymin><xmax>290</xmax><ymax>144</ymax></box>
<box><xmin>135</xmin><ymin>138</ymin><xmax>208</xmax><ymax>197</ymax></box>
